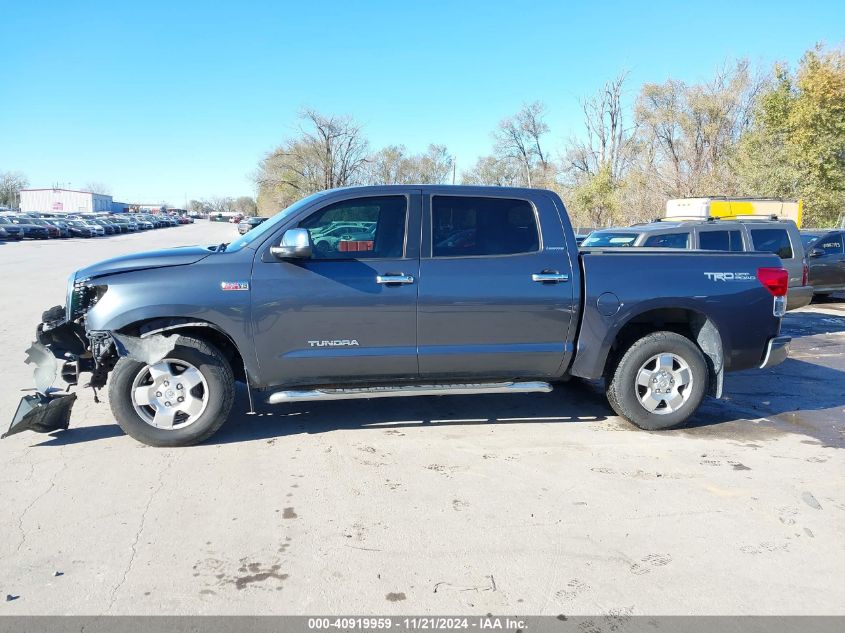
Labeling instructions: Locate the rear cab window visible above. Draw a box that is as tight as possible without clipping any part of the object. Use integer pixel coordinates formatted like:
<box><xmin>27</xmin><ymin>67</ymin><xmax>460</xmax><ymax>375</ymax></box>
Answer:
<box><xmin>750</xmin><ymin>228</ymin><xmax>793</xmax><ymax>259</ymax></box>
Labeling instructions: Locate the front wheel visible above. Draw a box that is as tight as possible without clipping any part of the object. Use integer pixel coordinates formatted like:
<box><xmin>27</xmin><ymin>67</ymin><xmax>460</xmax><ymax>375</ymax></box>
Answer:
<box><xmin>109</xmin><ymin>335</ymin><xmax>235</xmax><ymax>446</ymax></box>
<box><xmin>606</xmin><ymin>331</ymin><xmax>707</xmax><ymax>431</ymax></box>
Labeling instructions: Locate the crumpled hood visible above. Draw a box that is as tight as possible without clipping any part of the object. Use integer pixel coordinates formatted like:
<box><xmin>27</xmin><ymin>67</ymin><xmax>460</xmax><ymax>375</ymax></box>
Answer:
<box><xmin>76</xmin><ymin>245</ymin><xmax>214</xmax><ymax>279</ymax></box>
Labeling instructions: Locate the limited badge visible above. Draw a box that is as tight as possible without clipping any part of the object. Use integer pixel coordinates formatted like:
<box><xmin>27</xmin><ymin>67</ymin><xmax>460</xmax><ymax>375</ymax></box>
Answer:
<box><xmin>221</xmin><ymin>281</ymin><xmax>249</xmax><ymax>291</ymax></box>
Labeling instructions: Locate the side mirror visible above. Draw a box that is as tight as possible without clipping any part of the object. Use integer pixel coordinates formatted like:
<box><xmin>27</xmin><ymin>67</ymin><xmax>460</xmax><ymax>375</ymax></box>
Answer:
<box><xmin>270</xmin><ymin>228</ymin><xmax>313</xmax><ymax>259</ymax></box>
<box><xmin>809</xmin><ymin>248</ymin><xmax>824</xmax><ymax>258</ymax></box>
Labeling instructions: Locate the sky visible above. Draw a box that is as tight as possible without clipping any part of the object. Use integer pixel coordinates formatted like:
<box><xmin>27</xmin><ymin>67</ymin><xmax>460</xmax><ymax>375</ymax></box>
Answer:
<box><xmin>3</xmin><ymin>0</ymin><xmax>844</xmax><ymax>206</ymax></box>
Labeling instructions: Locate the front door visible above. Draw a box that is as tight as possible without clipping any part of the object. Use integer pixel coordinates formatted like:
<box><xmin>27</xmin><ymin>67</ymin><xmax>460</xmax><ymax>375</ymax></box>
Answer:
<box><xmin>417</xmin><ymin>193</ymin><xmax>577</xmax><ymax>379</ymax></box>
<box><xmin>250</xmin><ymin>192</ymin><xmax>421</xmax><ymax>387</ymax></box>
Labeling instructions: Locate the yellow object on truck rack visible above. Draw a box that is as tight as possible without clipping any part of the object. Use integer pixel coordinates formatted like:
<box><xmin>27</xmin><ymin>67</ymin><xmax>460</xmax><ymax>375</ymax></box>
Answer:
<box><xmin>665</xmin><ymin>197</ymin><xmax>803</xmax><ymax>228</ymax></box>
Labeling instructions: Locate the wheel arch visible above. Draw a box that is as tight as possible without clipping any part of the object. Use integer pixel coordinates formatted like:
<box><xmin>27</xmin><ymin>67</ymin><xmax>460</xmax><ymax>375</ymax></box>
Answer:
<box><xmin>603</xmin><ymin>307</ymin><xmax>724</xmax><ymax>398</ymax></box>
<box><xmin>118</xmin><ymin>317</ymin><xmax>249</xmax><ymax>384</ymax></box>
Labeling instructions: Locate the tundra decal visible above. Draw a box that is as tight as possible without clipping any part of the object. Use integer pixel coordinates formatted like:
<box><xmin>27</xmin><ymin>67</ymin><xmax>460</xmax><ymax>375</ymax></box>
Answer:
<box><xmin>704</xmin><ymin>272</ymin><xmax>756</xmax><ymax>282</ymax></box>
<box><xmin>308</xmin><ymin>340</ymin><xmax>360</xmax><ymax>347</ymax></box>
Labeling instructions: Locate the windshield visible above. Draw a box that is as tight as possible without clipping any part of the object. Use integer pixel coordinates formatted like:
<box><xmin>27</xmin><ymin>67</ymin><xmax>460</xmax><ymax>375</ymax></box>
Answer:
<box><xmin>225</xmin><ymin>191</ymin><xmax>328</xmax><ymax>252</ymax></box>
<box><xmin>582</xmin><ymin>231</ymin><xmax>640</xmax><ymax>247</ymax></box>
<box><xmin>800</xmin><ymin>233</ymin><xmax>821</xmax><ymax>248</ymax></box>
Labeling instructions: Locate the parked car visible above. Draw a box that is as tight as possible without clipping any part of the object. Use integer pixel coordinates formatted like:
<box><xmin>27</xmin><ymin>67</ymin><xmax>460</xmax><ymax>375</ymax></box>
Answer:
<box><xmin>28</xmin><ymin>219</ymin><xmax>63</xmax><ymax>239</ymax></box>
<box><xmin>801</xmin><ymin>230</ymin><xmax>845</xmax><ymax>296</ymax></box>
<box><xmin>113</xmin><ymin>217</ymin><xmax>138</xmax><ymax>231</ymax></box>
<box><xmin>6</xmin><ymin>185</ymin><xmax>790</xmax><ymax>447</ymax></box>
<box><xmin>237</xmin><ymin>216</ymin><xmax>267</xmax><ymax>235</ymax></box>
<box><xmin>309</xmin><ymin>222</ymin><xmax>377</xmax><ymax>251</ymax></box>
<box><xmin>64</xmin><ymin>220</ymin><xmax>99</xmax><ymax>238</ymax></box>
<box><xmin>229</xmin><ymin>214</ymin><xmax>244</xmax><ymax>224</ymax></box>
<box><xmin>145</xmin><ymin>214</ymin><xmax>167</xmax><ymax>228</ymax></box>
<box><xmin>101</xmin><ymin>218</ymin><xmax>126</xmax><ymax>234</ymax></box>
<box><xmin>582</xmin><ymin>217</ymin><xmax>812</xmax><ymax>310</ymax></box>
<box><xmin>0</xmin><ymin>217</ymin><xmax>25</xmax><ymax>240</ymax></box>
<box><xmin>7</xmin><ymin>217</ymin><xmax>50</xmax><ymax>239</ymax></box>
<box><xmin>44</xmin><ymin>219</ymin><xmax>72</xmax><ymax>238</ymax></box>
<box><xmin>131</xmin><ymin>216</ymin><xmax>154</xmax><ymax>230</ymax></box>
<box><xmin>90</xmin><ymin>219</ymin><xmax>117</xmax><ymax>235</ymax></box>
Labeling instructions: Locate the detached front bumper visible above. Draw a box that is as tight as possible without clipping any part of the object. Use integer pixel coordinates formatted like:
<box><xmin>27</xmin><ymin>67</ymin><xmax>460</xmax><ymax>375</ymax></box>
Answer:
<box><xmin>760</xmin><ymin>336</ymin><xmax>791</xmax><ymax>369</ymax></box>
<box><xmin>3</xmin><ymin>306</ymin><xmax>91</xmax><ymax>440</ymax></box>
<box><xmin>4</xmin><ymin>301</ymin><xmax>179</xmax><ymax>440</ymax></box>
<box><xmin>2</xmin><ymin>391</ymin><xmax>77</xmax><ymax>439</ymax></box>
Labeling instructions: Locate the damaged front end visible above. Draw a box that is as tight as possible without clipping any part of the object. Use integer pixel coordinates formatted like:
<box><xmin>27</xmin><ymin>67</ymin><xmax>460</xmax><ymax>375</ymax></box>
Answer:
<box><xmin>4</xmin><ymin>279</ymin><xmax>177</xmax><ymax>439</ymax></box>
<box><xmin>3</xmin><ymin>300</ymin><xmax>102</xmax><ymax>439</ymax></box>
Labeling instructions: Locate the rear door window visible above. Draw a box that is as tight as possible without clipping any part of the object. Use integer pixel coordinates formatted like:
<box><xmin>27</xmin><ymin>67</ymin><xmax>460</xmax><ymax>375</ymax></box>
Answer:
<box><xmin>432</xmin><ymin>196</ymin><xmax>539</xmax><ymax>257</ymax></box>
<box><xmin>643</xmin><ymin>232</ymin><xmax>690</xmax><ymax>248</ymax></box>
<box><xmin>750</xmin><ymin>228</ymin><xmax>793</xmax><ymax>259</ymax></box>
<box><xmin>817</xmin><ymin>233</ymin><xmax>844</xmax><ymax>255</ymax></box>
<box><xmin>699</xmin><ymin>230</ymin><xmax>744</xmax><ymax>251</ymax></box>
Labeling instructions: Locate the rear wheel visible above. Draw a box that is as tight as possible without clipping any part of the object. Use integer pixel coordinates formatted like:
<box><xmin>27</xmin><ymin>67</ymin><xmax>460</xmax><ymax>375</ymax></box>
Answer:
<box><xmin>606</xmin><ymin>331</ymin><xmax>707</xmax><ymax>430</ymax></box>
<box><xmin>109</xmin><ymin>335</ymin><xmax>235</xmax><ymax>446</ymax></box>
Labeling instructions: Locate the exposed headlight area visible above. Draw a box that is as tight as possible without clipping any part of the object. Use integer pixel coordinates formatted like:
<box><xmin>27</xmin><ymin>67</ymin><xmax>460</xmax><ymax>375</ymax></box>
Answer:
<box><xmin>68</xmin><ymin>277</ymin><xmax>108</xmax><ymax>321</ymax></box>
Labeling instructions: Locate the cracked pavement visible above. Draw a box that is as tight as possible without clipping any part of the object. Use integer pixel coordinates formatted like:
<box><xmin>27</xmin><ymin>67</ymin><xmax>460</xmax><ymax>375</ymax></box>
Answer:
<box><xmin>1</xmin><ymin>223</ymin><xmax>844</xmax><ymax>614</ymax></box>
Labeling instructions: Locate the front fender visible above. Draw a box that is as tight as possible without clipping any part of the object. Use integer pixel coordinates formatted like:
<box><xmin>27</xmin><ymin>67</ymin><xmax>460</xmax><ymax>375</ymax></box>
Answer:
<box><xmin>83</xmin><ymin>259</ymin><xmax>258</xmax><ymax>382</ymax></box>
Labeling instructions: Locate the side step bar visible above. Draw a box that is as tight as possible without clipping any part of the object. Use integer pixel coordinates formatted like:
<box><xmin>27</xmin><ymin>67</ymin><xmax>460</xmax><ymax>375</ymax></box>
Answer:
<box><xmin>267</xmin><ymin>381</ymin><xmax>552</xmax><ymax>404</ymax></box>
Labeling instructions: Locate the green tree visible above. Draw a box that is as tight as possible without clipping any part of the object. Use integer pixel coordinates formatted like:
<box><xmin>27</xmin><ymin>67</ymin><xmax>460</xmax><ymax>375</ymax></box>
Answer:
<box><xmin>736</xmin><ymin>46</ymin><xmax>845</xmax><ymax>227</ymax></box>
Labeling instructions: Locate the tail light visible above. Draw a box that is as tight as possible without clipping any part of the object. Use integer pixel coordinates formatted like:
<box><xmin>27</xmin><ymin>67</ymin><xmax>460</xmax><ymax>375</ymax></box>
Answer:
<box><xmin>802</xmin><ymin>258</ymin><xmax>809</xmax><ymax>286</ymax></box>
<box><xmin>757</xmin><ymin>267</ymin><xmax>788</xmax><ymax>297</ymax></box>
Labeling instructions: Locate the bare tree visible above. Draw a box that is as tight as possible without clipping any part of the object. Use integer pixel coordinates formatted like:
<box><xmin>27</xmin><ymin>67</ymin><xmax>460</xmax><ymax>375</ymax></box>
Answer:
<box><xmin>567</xmin><ymin>73</ymin><xmax>637</xmax><ymax>183</ymax></box>
<box><xmin>188</xmin><ymin>199</ymin><xmax>205</xmax><ymax>214</ymax></box>
<box><xmin>635</xmin><ymin>60</ymin><xmax>763</xmax><ymax>197</ymax></box>
<box><xmin>203</xmin><ymin>196</ymin><xmax>236</xmax><ymax>214</ymax></box>
<box><xmin>461</xmin><ymin>155</ymin><xmax>524</xmax><ymax>186</ymax></box>
<box><xmin>366</xmin><ymin>145</ymin><xmax>415</xmax><ymax>184</ymax></box>
<box><xmin>415</xmin><ymin>144</ymin><xmax>454</xmax><ymax>183</ymax></box>
<box><xmin>564</xmin><ymin>73</ymin><xmax>638</xmax><ymax>226</ymax></box>
<box><xmin>0</xmin><ymin>170</ymin><xmax>29</xmax><ymax>208</ymax></box>
<box><xmin>84</xmin><ymin>181</ymin><xmax>112</xmax><ymax>195</ymax></box>
<box><xmin>255</xmin><ymin>109</ymin><xmax>370</xmax><ymax>213</ymax></box>
<box><xmin>493</xmin><ymin>101</ymin><xmax>551</xmax><ymax>187</ymax></box>
<box><xmin>366</xmin><ymin>144</ymin><xmax>454</xmax><ymax>185</ymax></box>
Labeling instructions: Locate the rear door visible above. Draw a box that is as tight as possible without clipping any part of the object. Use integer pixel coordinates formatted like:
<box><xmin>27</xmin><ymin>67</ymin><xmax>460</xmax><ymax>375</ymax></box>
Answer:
<box><xmin>809</xmin><ymin>232</ymin><xmax>845</xmax><ymax>290</ymax></box>
<box><xmin>417</xmin><ymin>193</ymin><xmax>576</xmax><ymax>379</ymax></box>
<box><xmin>250</xmin><ymin>192</ymin><xmax>421</xmax><ymax>386</ymax></box>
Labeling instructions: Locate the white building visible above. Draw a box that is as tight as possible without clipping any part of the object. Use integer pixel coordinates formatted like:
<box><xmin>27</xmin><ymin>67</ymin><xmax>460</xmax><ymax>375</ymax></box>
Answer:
<box><xmin>19</xmin><ymin>188</ymin><xmax>113</xmax><ymax>214</ymax></box>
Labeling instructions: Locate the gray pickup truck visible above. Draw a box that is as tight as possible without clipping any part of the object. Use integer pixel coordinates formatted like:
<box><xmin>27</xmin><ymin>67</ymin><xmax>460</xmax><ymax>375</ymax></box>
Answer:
<box><xmin>5</xmin><ymin>186</ymin><xmax>791</xmax><ymax>446</ymax></box>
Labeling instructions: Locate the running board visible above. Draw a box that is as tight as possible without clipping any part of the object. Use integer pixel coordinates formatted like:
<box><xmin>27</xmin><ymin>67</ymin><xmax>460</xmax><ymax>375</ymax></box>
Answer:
<box><xmin>266</xmin><ymin>381</ymin><xmax>552</xmax><ymax>404</ymax></box>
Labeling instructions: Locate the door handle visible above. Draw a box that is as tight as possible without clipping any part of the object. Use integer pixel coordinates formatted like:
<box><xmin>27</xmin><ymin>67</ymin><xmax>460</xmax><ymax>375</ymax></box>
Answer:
<box><xmin>532</xmin><ymin>272</ymin><xmax>569</xmax><ymax>283</ymax></box>
<box><xmin>376</xmin><ymin>274</ymin><xmax>415</xmax><ymax>285</ymax></box>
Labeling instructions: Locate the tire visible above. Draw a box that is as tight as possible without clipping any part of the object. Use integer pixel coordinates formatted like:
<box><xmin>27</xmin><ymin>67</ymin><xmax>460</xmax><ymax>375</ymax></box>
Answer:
<box><xmin>108</xmin><ymin>335</ymin><xmax>235</xmax><ymax>446</ymax></box>
<box><xmin>606</xmin><ymin>331</ymin><xmax>707</xmax><ymax>431</ymax></box>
